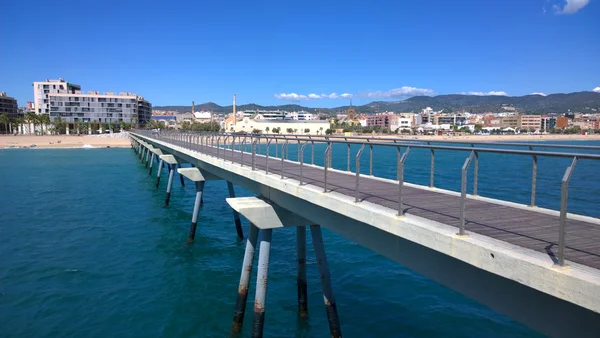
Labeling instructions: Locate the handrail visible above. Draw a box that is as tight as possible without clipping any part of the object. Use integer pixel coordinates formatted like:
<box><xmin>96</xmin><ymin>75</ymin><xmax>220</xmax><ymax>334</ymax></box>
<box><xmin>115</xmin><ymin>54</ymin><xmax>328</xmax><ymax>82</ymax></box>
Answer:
<box><xmin>231</xmin><ymin>132</ymin><xmax>600</xmax><ymax>151</ymax></box>
<box><xmin>132</xmin><ymin>130</ymin><xmax>600</xmax><ymax>269</ymax></box>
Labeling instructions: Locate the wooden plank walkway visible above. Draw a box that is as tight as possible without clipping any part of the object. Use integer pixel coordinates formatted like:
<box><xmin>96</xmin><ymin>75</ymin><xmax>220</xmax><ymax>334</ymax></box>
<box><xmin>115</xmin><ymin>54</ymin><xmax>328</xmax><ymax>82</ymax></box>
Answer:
<box><xmin>173</xmin><ymin>139</ymin><xmax>600</xmax><ymax>270</ymax></box>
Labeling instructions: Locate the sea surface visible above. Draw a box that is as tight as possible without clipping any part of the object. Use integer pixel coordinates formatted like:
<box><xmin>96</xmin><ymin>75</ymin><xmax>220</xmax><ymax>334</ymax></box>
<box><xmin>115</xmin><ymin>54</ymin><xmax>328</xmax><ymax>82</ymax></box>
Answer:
<box><xmin>1</xmin><ymin>141</ymin><xmax>599</xmax><ymax>337</ymax></box>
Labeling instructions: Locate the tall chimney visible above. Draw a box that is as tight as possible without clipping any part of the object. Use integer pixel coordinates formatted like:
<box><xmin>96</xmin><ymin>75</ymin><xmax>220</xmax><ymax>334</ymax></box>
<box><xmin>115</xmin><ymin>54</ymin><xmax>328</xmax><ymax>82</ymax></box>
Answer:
<box><xmin>233</xmin><ymin>94</ymin><xmax>237</xmax><ymax>127</ymax></box>
<box><xmin>192</xmin><ymin>101</ymin><xmax>195</xmax><ymax>115</ymax></box>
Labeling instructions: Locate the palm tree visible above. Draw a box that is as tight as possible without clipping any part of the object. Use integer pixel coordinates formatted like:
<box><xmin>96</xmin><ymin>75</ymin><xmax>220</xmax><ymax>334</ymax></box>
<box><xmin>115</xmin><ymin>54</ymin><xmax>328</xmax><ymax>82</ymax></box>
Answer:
<box><xmin>39</xmin><ymin>114</ymin><xmax>51</xmax><ymax>135</ymax></box>
<box><xmin>319</xmin><ymin>126</ymin><xmax>324</xmax><ymax>135</ymax></box>
<box><xmin>0</xmin><ymin>113</ymin><xmax>9</xmax><ymax>135</ymax></box>
<box><xmin>25</xmin><ymin>112</ymin><xmax>37</xmax><ymax>135</ymax></box>
<box><xmin>265</xmin><ymin>127</ymin><xmax>270</xmax><ymax>134</ymax></box>
<box><xmin>54</xmin><ymin>117</ymin><xmax>66</xmax><ymax>134</ymax></box>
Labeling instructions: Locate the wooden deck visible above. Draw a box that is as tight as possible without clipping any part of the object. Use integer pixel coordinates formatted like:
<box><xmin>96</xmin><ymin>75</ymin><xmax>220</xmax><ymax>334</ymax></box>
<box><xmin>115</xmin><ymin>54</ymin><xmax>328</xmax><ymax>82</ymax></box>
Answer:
<box><xmin>177</xmin><ymin>140</ymin><xmax>600</xmax><ymax>270</ymax></box>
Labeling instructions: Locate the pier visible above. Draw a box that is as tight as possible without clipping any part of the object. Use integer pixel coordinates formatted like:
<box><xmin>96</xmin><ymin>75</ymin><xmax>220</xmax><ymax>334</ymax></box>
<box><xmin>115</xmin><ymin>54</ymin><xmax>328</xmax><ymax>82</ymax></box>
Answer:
<box><xmin>130</xmin><ymin>131</ymin><xmax>600</xmax><ymax>337</ymax></box>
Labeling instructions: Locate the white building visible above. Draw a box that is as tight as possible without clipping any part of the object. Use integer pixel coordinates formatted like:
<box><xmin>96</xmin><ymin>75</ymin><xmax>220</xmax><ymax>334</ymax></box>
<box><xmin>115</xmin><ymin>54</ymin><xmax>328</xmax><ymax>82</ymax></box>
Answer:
<box><xmin>232</xmin><ymin>118</ymin><xmax>330</xmax><ymax>135</ymax></box>
<box><xmin>287</xmin><ymin>111</ymin><xmax>314</xmax><ymax>120</ymax></box>
<box><xmin>242</xmin><ymin>110</ymin><xmax>288</xmax><ymax>120</ymax></box>
<box><xmin>33</xmin><ymin>78</ymin><xmax>151</xmax><ymax>126</ymax></box>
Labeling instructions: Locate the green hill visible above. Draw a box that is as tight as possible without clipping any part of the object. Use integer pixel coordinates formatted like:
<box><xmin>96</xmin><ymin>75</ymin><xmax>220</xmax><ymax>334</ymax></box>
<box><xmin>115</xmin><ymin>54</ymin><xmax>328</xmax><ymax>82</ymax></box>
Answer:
<box><xmin>153</xmin><ymin>91</ymin><xmax>600</xmax><ymax>115</ymax></box>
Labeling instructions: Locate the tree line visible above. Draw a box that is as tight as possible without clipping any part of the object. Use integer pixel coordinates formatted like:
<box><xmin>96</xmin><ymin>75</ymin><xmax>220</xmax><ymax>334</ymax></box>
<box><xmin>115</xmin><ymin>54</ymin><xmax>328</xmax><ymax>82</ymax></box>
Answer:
<box><xmin>0</xmin><ymin>112</ymin><xmax>133</xmax><ymax>135</ymax></box>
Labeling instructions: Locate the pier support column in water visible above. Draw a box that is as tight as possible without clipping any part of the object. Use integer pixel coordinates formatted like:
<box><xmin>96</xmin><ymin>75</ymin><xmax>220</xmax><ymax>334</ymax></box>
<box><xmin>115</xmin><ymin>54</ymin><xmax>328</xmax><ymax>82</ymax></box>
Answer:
<box><xmin>188</xmin><ymin>181</ymin><xmax>205</xmax><ymax>242</ymax></box>
<box><xmin>159</xmin><ymin>155</ymin><xmax>179</xmax><ymax>205</ymax></box>
<box><xmin>252</xmin><ymin>228</ymin><xmax>273</xmax><ymax>338</ymax></box>
<box><xmin>155</xmin><ymin>159</ymin><xmax>163</xmax><ymax>188</ymax></box>
<box><xmin>297</xmin><ymin>226</ymin><xmax>308</xmax><ymax>318</ymax></box>
<box><xmin>178</xmin><ymin>164</ymin><xmax>185</xmax><ymax>187</ymax></box>
<box><xmin>231</xmin><ymin>223</ymin><xmax>259</xmax><ymax>334</ymax></box>
<box><xmin>226</xmin><ymin>197</ymin><xmax>312</xmax><ymax>336</ymax></box>
<box><xmin>148</xmin><ymin>152</ymin><xmax>155</xmax><ymax>175</ymax></box>
<box><xmin>311</xmin><ymin>224</ymin><xmax>342</xmax><ymax>338</ymax></box>
<box><xmin>227</xmin><ymin>181</ymin><xmax>244</xmax><ymax>239</ymax></box>
<box><xmin>177</xmin><ymin>168</ymin><xmax>207</xmax><ymax>243</ymax></box>
<box><xmin>164</xmin><ymin>164</ymin><xmax>175</xmax><ymax>206</ymax></box>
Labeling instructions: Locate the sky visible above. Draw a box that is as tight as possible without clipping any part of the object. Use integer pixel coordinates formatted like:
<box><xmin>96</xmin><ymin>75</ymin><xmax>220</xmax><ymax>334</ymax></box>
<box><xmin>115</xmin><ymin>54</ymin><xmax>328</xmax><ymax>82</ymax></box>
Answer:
<box><xmin>1</xmin><ymin>0</ymin><xmax>599</xmax><ymax>108</ymax></box>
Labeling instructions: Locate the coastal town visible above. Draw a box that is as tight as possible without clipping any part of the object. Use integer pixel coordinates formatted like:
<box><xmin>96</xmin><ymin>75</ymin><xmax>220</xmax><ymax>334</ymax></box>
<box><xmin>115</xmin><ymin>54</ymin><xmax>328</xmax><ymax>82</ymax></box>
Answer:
<box><xmin>1</xmin><ymin>79</ymin><xmax>599</xmax><ymax>149</ymax></box>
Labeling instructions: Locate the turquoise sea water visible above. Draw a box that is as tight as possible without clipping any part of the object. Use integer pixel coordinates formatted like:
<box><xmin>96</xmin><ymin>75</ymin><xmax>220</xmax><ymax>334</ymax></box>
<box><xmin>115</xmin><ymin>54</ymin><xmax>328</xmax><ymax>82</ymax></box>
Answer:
<box><xmin>1</xmin><ymin>142</ymin><xmax>598</xmax><ymax>337</ymax></box>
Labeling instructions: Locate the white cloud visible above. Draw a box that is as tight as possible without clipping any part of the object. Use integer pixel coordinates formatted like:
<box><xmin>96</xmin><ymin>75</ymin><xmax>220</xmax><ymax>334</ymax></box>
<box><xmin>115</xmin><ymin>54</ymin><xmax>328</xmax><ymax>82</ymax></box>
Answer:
<box><xmin>555</xmin><ymin>0</ymin><xmax>590</xmax><ymax>14</ymax></box>
<box><xmin>273</xmin><ymin>87</ymin><xmax>432</xmax><ymax>101</ymax></box>
<box><xmin>273</xmin><ymin>93</ymin><xmax>308</xmax><ymax>101</ymax></box>
<box><xmin>531</xmin><ymin>92</ymin><xmax>547</xmax><ymax>96</ymax></box>
<box><xmin>361</xmin><ymin>86</ymin><xmax>435</xmax><ymax>99</ymax></box>
<box><xmin>462</xmin><ymin>91</ymin><xmax>509</xmax><ymax>96</ymax></box>
<box><xmin>593</xmin><ymin>87</ymin><xmax>600</xmax><ymax>93</ymax></box>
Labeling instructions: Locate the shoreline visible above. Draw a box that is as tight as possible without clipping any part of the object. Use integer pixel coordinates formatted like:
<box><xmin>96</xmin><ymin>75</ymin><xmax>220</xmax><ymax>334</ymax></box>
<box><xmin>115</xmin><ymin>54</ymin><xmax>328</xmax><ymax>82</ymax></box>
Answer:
<box><xmin>0</xmin><ymin>135</ymin><xmax>132</xmax><ymax>149</ymax></box>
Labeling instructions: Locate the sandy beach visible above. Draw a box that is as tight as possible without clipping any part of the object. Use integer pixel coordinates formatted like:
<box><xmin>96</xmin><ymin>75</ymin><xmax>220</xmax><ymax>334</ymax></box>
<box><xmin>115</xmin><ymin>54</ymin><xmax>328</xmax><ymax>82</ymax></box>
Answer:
<box><xmin>371</xmin><ymin>133</ymin><xmax>600</xmax><ymax>142</ymax></box>
<box><xmin>0</xmin><ymin>134</ymin><xmax>132</xmax><ymax>149</ymax></box>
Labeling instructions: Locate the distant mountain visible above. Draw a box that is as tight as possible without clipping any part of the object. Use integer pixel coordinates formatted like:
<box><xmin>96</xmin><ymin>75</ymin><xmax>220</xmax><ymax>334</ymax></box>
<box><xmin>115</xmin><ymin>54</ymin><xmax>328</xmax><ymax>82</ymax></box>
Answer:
<box><xmin>153</xmin><ymin>91</ymin><xmax>600</xmax><ymax>115</ymax></box>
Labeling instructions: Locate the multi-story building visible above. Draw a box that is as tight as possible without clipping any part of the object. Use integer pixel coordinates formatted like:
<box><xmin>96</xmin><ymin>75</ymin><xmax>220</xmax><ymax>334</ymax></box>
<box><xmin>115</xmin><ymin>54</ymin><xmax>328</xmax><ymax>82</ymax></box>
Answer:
<box><xmin>0</xmin><ymin>92</ymin><xmax>19</xmax><ymax>118</ymax></box>
<box><xmin>541</xmin><ymin>116</ymin><xmax>556</xmax><ymax>131</ymax></box>
<box><xmin>390</xmin><ymin>115</ymin><xmax>412</xmax><ymax>131</ymax></box>
<box><xmin>519</xmin><ymin>115</ymin><xmax>542</xmax><ymax>130</ymax></box>
<box><xmin>556</xmin><ymin>116</ymin><xmax>571</xmax><ymax>129</ymax></box>
<box><xmin>366</xmin><ymin>113</ymin><xmax>393</xmax><ymax>129</ymax></box>
<box><xmin>33</xmin><ymin>78</ymin><xmax>151</xmax><ymax>127</ymax></box>
<box><xmin>287</xmin><ymin>111</ymin><xmax>314</xmax><ymax>120</ymax></box>
<box><xmin>500</xmin><ymin>115</ymin><xmax>520</xmax><ymax>128</ymax></box>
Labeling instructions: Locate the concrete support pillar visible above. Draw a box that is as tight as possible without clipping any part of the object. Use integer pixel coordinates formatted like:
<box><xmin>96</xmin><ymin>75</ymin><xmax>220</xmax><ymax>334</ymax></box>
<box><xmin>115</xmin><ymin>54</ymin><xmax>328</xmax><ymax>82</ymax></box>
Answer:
<box><xmin>310</xmin><ymin>225</ymin><xmax>342</xmax><ymax>338</ymax></box>
<box><xmin>178</xmin><ymin>164</ymin><xmax>185</xmax><ymax>187</ymax></box>
<box><xmin>188</xmin><ymin>181</ymin><xmax>205</xmax><ymax>242</ymax></box>
<box><xmin>227</xmin><ymin>181</ymin><xmax>244</xmax><ymax>239</ymax></box>
<box><xmin>231</xmin><ymin>224</ymin><xmax>259</xmax><ymax>334</ymax></box>
<box><xmin>66</xmin><ymin>125</ymin><xmax>70</xmax><ymax>135</ymax></box>
<box><xmin>155</xmin><ymin>159</ymin><xmax>164</xmax><ymax>189</ymax></box>
<box><xmin>297</xmin><ymin>226</ymin><xmax>308</xmax><ymax>318</ymax></box>
<box><xmin>164</xmin><ymin>164</ymin><xmax>175</xmax><ymax>206</ymax></box>
<box><xmin>252</xmin><ymin>228</ymin><xmax>273</xmax><ymax>338</ymax></box>
<box><xmin>148</xmin><ymin>153</ymin><xmax>155</xmax><ymax>175</ymax></box>
<box><xmin>145</xmin><ymin>148</ymin><xmax>150</xmax><ymax>167</ymax></box>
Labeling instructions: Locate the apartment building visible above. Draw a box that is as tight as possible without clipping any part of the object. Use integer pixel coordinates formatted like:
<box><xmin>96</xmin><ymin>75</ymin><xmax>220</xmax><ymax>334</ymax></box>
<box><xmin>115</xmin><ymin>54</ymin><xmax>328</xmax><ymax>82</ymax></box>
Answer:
<box><xmin>33</xmin><ymin>79</ymin><xmax>151</xmax><ymax>126</ymax></box>
<box><xmin>286</xmin><ymin>111</ymin><xmax>314</xmax><ymax>120</ymax></box>
<box><xmin>390</xmin><ymin>115</ymin><xmax>412</xmax><ymax>131</ymax></box>
<box><xmin>500</xmin><ymin>115</ymin><xmax>520</xmax><ymax>128</ymax></box>
<box><xmin>541</xmin><ymin>116</ymin><xmax>556</xmax><ymax>131</ymax></box>
<box><xmin>519</xmin><ymin>115</ymin><xmax>542</xmax><ymax>130</ymax></box>
<box><xmin>366</xmin><ymin>113</ymin><xmax>393</xmax><ymax>129</ymax></box>
<box><xmin>0</xmin><ymin>92</ymin><xmax>19</xmax><ymax>118</ymax></box>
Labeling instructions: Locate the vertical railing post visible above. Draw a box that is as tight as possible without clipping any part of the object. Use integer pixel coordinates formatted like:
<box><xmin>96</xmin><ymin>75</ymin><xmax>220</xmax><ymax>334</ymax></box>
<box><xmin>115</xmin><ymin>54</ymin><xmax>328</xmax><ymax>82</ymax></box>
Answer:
<box><xmin>280</xmin><ymin>142</ymin><xmax>286</xmax><ymax>179</ymax></box>
<box><xmin>459</xmin><ymin>151</ymin><xmax>475</xmax><ymax>236</ymax></box>
<box><xmin>473</xmin><ymin>151</ymin><xmax>479</xmax><ymax>196</ymax></box>
<box><xmin>311</xmin><ymin>141</ymin><xmax>315</xmax><ymax>165</ymax></box>
<box><xmin>347</xmin><ymin>143</ymin><xmax>350</xmax><ymax>171</ymax></box>
<box><xmin>324</xmin><ymin>142</ymin><xmax>332</xmax><ymax>193</ymax></box>
<box><xmin>355</xmin><ymin>144</ymin><xmax>365</xmax><ymax>202</ymax></box>
<box><xmin>558</xmin><ymin>157</ymin><xmax>578</xmax><ymax>267</ymax></box>
<box><xmin>299</xmin><ymin>142</ymin><xmax>308</xmax><ymax>185</ymax></box>
<box><xmin>369</xmin><ymin>143</ymin><xmax>373</xmax><ymax>176</ymax></box>
<box><xmin>251</xmin><ymin>138</ymin><xmax>256</xmax><ymax>170</ymax></box>
<box><xmin>429</xmin><ymin>148</ymin><xmax>435</xmax><ymax>188</ymax></box>
<box><xmin>397</xmin><ymin>147</ymin><xmax>410</xmax><ymax>216</ymax></box>
<box><xmin>266</xmin><ymin>139</ymin><xmax>271</xmax><ymax>174</ymax></box>
<box><xmin>530</xmin><ymin>145</ymin><xmax>538</xmax><ymax>207</ymax></box>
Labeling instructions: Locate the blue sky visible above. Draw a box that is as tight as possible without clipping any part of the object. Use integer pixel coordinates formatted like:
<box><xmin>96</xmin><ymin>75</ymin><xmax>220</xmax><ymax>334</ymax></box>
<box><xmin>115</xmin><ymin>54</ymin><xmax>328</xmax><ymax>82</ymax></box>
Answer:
<box><xmin>1</xmin><ymin>0</ymin><xmax>598</xmax><ymax>108</ymax></box>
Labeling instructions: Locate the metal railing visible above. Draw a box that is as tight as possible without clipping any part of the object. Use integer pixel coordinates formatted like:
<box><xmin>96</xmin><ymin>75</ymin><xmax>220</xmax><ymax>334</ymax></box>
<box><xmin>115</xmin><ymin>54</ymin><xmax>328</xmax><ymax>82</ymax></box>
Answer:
<box><xmin>134</xmin><ymin>130</ymin><xmax>600</xmax><ymax>267</ymax></box>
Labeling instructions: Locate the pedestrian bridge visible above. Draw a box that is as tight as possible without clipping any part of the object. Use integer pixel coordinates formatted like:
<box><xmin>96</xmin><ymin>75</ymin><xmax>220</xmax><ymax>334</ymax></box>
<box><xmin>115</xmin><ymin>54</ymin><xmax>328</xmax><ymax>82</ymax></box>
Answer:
<box><xmin>130</xmin><ymin>131</ymin><xmax>600</xmax><ymax>337</ymax></box>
